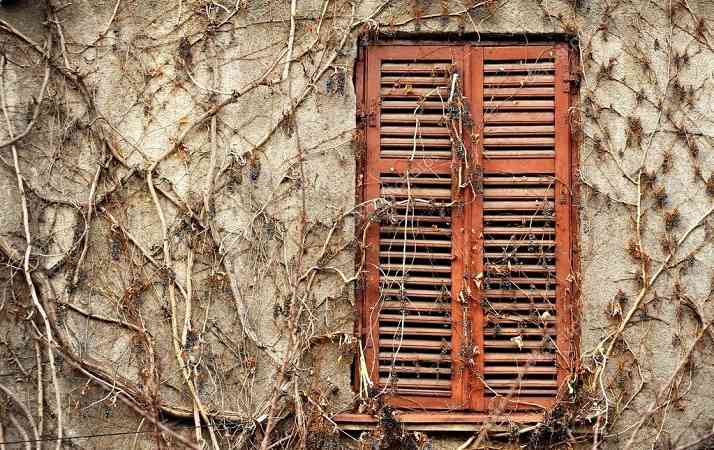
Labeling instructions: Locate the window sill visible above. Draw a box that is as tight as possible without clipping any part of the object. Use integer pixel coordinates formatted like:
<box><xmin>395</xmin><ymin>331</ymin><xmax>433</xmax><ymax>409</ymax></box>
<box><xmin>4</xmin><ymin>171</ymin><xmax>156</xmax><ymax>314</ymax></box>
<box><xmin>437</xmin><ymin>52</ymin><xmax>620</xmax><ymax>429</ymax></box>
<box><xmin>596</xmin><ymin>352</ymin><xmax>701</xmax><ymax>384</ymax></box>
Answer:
<box><xmin>333</xmin><ymin>412</ymin><xmax>544</xmax><ymax>432</ymax></box>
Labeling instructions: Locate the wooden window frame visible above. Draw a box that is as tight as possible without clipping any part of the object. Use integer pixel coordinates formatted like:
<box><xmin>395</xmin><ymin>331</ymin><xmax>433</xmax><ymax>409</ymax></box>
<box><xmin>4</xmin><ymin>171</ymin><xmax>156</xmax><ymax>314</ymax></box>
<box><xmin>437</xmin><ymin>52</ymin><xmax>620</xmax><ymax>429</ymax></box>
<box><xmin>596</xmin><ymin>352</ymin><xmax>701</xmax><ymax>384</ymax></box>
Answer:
<box><xmin>352</xmin><ymin>40</ymin><xmax>579</xmax><ymax>418</ymax></box>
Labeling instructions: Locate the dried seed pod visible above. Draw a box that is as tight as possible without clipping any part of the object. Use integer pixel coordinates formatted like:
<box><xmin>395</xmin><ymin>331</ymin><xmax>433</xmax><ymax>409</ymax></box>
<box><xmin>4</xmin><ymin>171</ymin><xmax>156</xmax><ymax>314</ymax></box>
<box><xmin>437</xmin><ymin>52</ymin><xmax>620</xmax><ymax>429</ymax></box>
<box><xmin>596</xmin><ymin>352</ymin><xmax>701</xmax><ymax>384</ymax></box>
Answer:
<box><xmin>706</xmin><ymin>173</ymin><xmax>714</xmax><ymax>197</ymax></box>
<box><xmin>627</xmin><ymin>116</ymin><xmax>643</xmax><ymax>148</ymax></box>
<box><xmin>279</xmin><ymin>111</ymin><xmax>295</xmax><ymax>137</ymax></box>
<box><xmin>661</xmin><ymin>150</ymin><xmax>673</xmax><ymax>174</ymax></box>
<box><xmin>653</xmin><ymin>186</ymin><xmax>668</xmax><ymax>209</ymax></box>
<box><xmin>664</xmin><ymin>208</ymin><xmax>681</xmax><ymax>231</ymax></box>
<box><xmin>111</xmin><ymin>238</ymin><xmax>121</xmax><ymax>261</ymax></box>
<box><xmin>249</xmin><ymin>157</ymin><xmax>261</xmax><ymax>182</ymax></box>
<box><xmin>334</xmin><ymin>69</ymin><xmax>345</xmax><ymax>96</ymax></box>
<box><xmin>178</xmin><ymin>36</ymin><xmax>193</xmax><ymax>67</ymax></box>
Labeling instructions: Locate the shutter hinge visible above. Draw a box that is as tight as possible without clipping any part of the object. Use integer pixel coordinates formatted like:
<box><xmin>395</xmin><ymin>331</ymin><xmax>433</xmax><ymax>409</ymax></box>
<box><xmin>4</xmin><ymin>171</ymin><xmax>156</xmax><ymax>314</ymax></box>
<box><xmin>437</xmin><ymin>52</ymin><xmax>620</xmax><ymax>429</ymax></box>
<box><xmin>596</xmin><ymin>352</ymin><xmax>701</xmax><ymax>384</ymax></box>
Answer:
<box><xmin>560</xmin><ymin>185</ymin><xmax>569</xmax><ymax>204</ymax></box>
<box><xmin>563</xmin><ymin>73</ymin><xmax>580</xmax><ymax>93</ymax></box>
<box><xmin>357</xmin><ymin>107</ymin><xmax>366</xmax><ymax>127</ymax></box>
<box><xmin>358</xmin><ymin>100</ymin><xmax>378</xmax><ymax>127</ymax></box>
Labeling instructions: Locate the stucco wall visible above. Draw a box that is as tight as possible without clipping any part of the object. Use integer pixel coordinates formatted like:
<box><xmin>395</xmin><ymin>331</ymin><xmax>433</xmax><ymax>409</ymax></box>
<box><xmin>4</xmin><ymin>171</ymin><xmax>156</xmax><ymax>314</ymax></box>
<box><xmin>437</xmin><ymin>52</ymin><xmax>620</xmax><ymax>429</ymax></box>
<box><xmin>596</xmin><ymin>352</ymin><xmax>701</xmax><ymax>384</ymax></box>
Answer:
<box><xmin>1</xmin><ymin>0</ymin><xmax>713</xmax><ymax>449</ymax></box>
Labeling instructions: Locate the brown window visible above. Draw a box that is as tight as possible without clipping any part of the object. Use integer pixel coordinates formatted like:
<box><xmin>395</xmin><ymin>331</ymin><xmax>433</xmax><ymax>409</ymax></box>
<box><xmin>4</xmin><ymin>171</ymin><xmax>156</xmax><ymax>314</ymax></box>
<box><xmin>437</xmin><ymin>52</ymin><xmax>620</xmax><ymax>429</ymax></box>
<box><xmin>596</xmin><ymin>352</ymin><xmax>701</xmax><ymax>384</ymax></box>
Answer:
<box><xmin>356</xmin><ymin>42</ymin><xmax>576</xmax><ymax>413</ymax></box>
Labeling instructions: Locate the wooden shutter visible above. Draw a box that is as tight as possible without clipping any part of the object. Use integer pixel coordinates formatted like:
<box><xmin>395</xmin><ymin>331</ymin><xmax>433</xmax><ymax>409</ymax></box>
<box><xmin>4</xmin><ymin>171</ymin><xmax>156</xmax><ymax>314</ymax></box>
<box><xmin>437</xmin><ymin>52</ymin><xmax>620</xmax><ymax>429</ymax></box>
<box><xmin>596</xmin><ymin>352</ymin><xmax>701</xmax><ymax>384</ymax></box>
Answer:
<box><xmin>361</xmin><ymin>46</ymin><xmax>466</xmax><ymax>409</ymax></box>
<box><xmin>359</xmin><ymin>43</ymin><xmax>574</xmax><ymax>412</ymax></box>
<box><xmin>468</xmin><ymin>45</ymin><xmax>573</xmax><ymax>410</ymax></box>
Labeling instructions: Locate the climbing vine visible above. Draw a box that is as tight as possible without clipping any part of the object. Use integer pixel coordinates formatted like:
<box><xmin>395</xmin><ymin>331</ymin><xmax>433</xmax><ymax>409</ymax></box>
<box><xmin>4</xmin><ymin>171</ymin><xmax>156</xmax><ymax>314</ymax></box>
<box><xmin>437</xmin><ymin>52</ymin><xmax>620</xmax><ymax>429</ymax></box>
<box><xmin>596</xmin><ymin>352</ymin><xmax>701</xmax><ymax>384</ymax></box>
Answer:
<box><xmin>0</xmin><ymin>0</ymin><xmax>713</xmax><ymax>449</ymax></box>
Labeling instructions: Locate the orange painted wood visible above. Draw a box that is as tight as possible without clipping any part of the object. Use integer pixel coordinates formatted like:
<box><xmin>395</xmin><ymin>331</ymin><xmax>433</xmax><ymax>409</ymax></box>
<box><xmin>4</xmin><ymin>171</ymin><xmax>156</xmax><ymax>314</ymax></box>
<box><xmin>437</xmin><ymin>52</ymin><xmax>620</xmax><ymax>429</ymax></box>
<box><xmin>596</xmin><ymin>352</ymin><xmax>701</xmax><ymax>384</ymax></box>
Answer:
<box><xmin>380</xmin><ymin>75</ymin><xmax>450</xmax><ymax>85</ymax></box>
<box><xmin>483</xmin><ymin>158</ymin><xmax>555</xmax><ymax>173</ymax></box>
<box><xmin>484</xmin><ymin>112</ymin><xmax>555</xmax><ymax>124</ymax></box>
<box><xmin>379</xmin><ymin>150</ymin><xmax>452</xmax><ymax>159</ymax></box>
<box><xmin>483</xmin><ymin>46</ymin><xmax>558</xmax><ymax>61</ymax></box>
<box><xmin>376</xmin><ymin>397</ymin><xmax>456</xmax><ymax>409</ymax></box>
<box><xmin>358</xmin><ymin>42</ymin><xmax>575</xmax><ymax>416</ymax></box>
<box><xmin>483</xmin><ymin>87</ymin><xmax>555</xmax><ymax>98</ymax></box>
<box><xmin>353</xmin><ymin>42</ymin><xmax>366</xmax><ymax>398</ymax></box>
<box><xmin>371</xmin><ymin>45</ymin><xmax>461</xmax><ymax>63</ymax></box>
<box><xmin>483</xmin><ymin>150</ymin><xmax>556</xmax><ymax>159</ymax></box>
<box><xmin>483</xmin><ymin>61</ymin><xmax>555</xmax><ymax>72</ymax></box>
<box><xmin>484</xmin><ymin>74</ymin><xmax>555</xmax><ymax>86</ymax></box>
<box><xmin>381</xmin><ymin>125</ymin><xmax>451</xmax><ymax>136</ymax></box>
<box><xmin>379</xmin><ymin>351</ymin><xmax>452</xmax><ymax>361</ymax></box>
<box><xmin>569</xmin><ymin>43</ymin><xmax>582</xmax><ymax>372</ymax></box>
<box><xmin>380</xmin><ymin>61</ymin><xmax>452</xmax><ymax>71</ymax></box>
<box><xmin>477</xmin><ymin>44</ymin><xmax>572</xmax><ymax>412</ymax></box>
<box><xmin>446</xmin><ymin>45</ymin><xmax>467</xmax><ymax>408</ymax></box>
<box><xmin>484</xmin><ymin>353</ymin><xmax>556</xmax><ymax>362</ymax></box>
<box><xmin>380</xmin><ymin>112</ymin><xmax>450</xmax><ymax>122</ymax></box>
<box><xmin>363</xmin><ymin>44</ymin><xmax>382</xmax><ymax>385</ymax></box>
<box><xmin>484</xmin><ymin>125</ymin><xmax>555</xmax><ymax>136</ymax></box>
<box><xmin>333</xmin><ymin>412</ymin><xmax>544</xmax><ymax>424</ymax></box>
<box><xmin>482</xmin><ymin>187</ymin><xmax>554</xmax><ymax>198</ymax></box>
<box><xmin>467</xmin><ymin>46</ymin><xmax>486</xmax><ymax>410</ymax></box>
<box><xmin>378</xmin><ymin>364</ymin><xmax>453</xmax><ymax>374</ymax></box>
<box><xmin>381</xmin><ymin>135</ymin><xmax>452</xmax><ymax>144</ymax></box>
<box><xmin>361</xmin><ymin>44</ymin><xmax>468</xmax><ymax>410</ymax></box>
<box><xmin>484</xmin><ymin>99</ymin><xmax>555</xmax><ymax>110</ymax></box>
<box><xmin>380</xmin><ymin>87</ymin><xmax>452</xmax><ymax>98</ymax></box>
<box><xmin>373</xmin><ymin>159</ymin><xmax>454</xmax><ymax>173</ymax></box>
<box><xmin>381</xmin><ymin>99</ymin><xmax>450</xmax><ymax>109</ymax></box>
<box><xmin>482</xmin><ymin>175</ymin><xmax>555</xmax><ymax>184</ymax></box>
<box><xmin>554</xmin><ymin>43</ymin><xmax>574</xmax><ymax>387</ymax></box>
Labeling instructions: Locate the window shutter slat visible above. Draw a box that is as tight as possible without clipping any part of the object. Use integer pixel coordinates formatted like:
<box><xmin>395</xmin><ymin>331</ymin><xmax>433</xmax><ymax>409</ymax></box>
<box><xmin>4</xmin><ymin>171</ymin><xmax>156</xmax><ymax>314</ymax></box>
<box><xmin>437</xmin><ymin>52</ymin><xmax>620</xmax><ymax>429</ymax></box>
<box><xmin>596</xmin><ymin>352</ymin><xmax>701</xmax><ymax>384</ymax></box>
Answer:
<box><xmin>378</xmin><ymin>55</ymin><xmax>454</xmax><ymax>160</ymax></box>
<box><xmin>482</xmin><ymin>49</ymin><xmax>557</xmax><ymax>160</ymax></box>
<box><xmin>371</xmin><ymin>171</ymin><xmax>459</xmax><ymax>403</ymax></box>
<box><xmin>480</xmin><ymin>174</ymin><xmax>559</xmax><ymax>402</ymax></box>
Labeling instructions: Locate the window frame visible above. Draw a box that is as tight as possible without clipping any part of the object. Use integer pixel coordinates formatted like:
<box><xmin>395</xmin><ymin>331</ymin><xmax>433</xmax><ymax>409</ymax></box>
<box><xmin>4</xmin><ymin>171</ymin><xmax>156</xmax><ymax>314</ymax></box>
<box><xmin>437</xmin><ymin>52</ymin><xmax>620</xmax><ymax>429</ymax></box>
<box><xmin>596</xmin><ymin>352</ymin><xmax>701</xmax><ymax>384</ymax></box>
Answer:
<box><xmin>353</xmin><ymin>40</ymin><xmax>579</xmax><ymax>415</ymax></box>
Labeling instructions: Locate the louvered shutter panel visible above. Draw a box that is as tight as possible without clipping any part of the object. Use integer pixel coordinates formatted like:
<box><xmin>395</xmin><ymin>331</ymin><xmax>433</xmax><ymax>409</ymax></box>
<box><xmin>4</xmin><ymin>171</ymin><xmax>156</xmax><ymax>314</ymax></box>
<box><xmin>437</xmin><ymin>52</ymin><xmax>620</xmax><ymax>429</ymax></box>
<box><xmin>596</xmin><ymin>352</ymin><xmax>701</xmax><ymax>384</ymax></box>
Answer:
<box><xmin>362</xmin><ymin>46</ymin><xmax>466</xmax><ymax>408</ymax></box>
<box><xmin>359</xmin><ymin>43</ymin><xmax>573</xmax><ymax>413</ymax></box>
<box><xmin>469</xmin><ymin>45</ymin><xmax>572</xmax><ymax>409</ymax></box>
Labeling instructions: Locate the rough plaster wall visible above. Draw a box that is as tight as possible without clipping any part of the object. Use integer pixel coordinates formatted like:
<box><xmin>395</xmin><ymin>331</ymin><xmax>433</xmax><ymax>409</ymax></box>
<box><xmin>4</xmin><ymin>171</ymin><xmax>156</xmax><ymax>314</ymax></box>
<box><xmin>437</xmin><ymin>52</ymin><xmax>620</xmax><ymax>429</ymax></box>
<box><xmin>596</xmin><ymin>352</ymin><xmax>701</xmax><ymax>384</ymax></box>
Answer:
<box><xmin>0</xmin><ymin>0</ymin><xmax>713</xmax><ymax>449</ymax></box>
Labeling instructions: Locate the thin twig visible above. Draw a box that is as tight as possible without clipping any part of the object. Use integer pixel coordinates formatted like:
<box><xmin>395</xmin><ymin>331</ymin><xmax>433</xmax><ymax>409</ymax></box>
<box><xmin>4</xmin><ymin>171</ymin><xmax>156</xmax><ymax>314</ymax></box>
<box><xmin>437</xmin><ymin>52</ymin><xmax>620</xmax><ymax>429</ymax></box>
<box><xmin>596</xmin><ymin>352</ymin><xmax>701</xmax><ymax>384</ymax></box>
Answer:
<box><xmin>1</xmin><ymin>51</ymin><xmax>64</xmax><ymax>450</ymax></box>
<box><xmin>593</xmin><ymin>204</ymin><xmax>714</xmax><ymax>389</ymax></box>
<box><xmin>0</xmin><ymin>55</ymin><xmax>51</xmax><ymax>151</ymax></box>
<box><xmin>7</xmin><ymin>414</ymin><xmax>32</xmax><ymax>450</ymax></box>
<box><xmin>0</xmin><ymin>382</ymin><xmax>41</xmax><ymax>447</ymax></box>
<box><xmin>146</xmin><ymin>164</ymin><xmax>220</xmax><ymax>450</ymax></box>
<box><xmin>71</xmin><ymin>163</ymin><xmax>103</xmax><ymax>287</ymax></box>
<box><xmin>282</xmin><ymin>0</ymin><xmax>298</xmax><ymax>80</ymax></box>
<box><xmin>623</xmin><ymin>321</ymin><xmax>713</xmax><ymax>449</ymax></box>
<box><xmin>97</xmin><ymin>0</ymin><xmax>122</xmax><ymax>40</ymax></box>
<box><xmin>58</xmin><ymin>300</ymin><xmax>143</xmax><ymax>332</ymax></box>
<box><xmin>34</xmin><ymin>340</ymin><xmax>43</xmax><ymax>450</ymax></box>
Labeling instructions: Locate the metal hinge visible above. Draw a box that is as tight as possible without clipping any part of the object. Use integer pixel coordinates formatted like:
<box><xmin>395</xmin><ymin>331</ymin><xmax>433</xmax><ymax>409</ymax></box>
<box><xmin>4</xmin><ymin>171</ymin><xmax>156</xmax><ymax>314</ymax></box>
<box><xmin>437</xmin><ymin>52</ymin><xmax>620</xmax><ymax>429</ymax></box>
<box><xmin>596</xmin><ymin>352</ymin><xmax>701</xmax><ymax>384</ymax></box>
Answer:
<box><xmin>560</xmin><ymin>185</ymin><xmax>569</xmax><ymax>204</ymax></box>
<box><xmin>563</xmin><ymin>73</ymin><xmax>580</xmax><ymax>93</ymax></box>
<box><xmin>358</xmin><ymin>100</ymin><xmax>378</xmax><ymax>127</ymax></box>
<box><xmin>356</xmin><ymin>107</ymin><xmax>367</xmax><ymax>127</ymax></box>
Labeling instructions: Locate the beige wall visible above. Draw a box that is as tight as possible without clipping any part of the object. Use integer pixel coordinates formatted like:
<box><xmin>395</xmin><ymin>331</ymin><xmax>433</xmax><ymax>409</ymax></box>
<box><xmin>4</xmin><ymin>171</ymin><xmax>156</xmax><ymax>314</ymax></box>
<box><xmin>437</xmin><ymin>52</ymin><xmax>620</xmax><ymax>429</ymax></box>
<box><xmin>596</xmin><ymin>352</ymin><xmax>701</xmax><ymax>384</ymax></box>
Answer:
<box><xmin>0</xmin><ymin>0</ymin><xmax>713</xmax><ymax>448</ymax></box>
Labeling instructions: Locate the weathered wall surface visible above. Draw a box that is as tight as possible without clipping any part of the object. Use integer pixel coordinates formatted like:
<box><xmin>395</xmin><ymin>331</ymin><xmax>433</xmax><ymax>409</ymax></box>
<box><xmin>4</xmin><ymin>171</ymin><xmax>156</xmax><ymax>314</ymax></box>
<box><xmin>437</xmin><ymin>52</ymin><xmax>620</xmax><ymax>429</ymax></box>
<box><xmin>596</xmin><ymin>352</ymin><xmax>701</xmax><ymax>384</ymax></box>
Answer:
<box><xmin>0</xmin><ymin>0</ymin><xmax>713</xmax><ymax>449</ymax></box>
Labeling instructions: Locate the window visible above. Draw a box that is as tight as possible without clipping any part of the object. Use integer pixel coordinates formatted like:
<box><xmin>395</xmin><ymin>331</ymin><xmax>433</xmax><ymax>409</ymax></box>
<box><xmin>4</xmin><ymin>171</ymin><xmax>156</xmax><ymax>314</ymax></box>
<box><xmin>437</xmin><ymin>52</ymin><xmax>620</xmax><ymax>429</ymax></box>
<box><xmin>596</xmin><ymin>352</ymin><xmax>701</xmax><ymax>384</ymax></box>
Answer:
<box><xmin>355</xmin><ymin>42</ymin><xmax>576</xmax><ymax>413</ymax></box>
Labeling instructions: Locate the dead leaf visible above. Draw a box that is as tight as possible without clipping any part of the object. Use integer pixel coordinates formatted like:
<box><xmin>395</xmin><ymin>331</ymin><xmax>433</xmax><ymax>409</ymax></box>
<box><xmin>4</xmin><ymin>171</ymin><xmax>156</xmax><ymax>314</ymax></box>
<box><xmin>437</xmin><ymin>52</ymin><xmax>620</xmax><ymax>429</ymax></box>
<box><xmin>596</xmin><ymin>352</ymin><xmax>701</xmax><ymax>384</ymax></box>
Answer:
<box><xmin>510</xmin><ymin>336</ymin><xmax>523</xmax><ymax>350</ymax></box>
